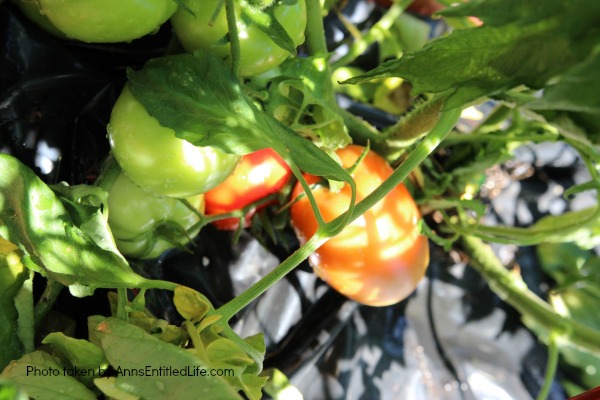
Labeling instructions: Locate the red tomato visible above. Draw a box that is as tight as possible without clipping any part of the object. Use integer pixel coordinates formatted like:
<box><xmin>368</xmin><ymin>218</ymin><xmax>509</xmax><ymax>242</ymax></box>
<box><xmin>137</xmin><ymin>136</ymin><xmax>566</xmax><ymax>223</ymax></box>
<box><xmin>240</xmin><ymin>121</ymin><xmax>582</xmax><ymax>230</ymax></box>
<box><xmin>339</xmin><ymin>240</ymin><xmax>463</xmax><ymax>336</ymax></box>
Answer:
<box><xmin>204</xmin><ymin>148</ymin><xmax>291</xmax><ymax>230</ymax></box>
<box><xmin>407</xmin><ymin>0</ymin><xmax>444</xmax><ymax>15</ymax></box>
<box><xmin>371</xmin><ymin>0</ymin><xmax>444</xmax><ymax>14</ymax></box>
<box><xmin>290</xmin><ymin>145</ymin><xmax>429</xmax><ymax>307</ymax></box>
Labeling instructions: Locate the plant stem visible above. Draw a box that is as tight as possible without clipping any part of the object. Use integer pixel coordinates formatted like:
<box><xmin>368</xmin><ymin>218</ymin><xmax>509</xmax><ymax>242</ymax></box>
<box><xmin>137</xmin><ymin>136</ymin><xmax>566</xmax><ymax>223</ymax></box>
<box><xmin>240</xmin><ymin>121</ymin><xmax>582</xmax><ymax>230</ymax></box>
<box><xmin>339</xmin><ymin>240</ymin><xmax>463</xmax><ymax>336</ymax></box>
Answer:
<box><xmin>216</xmin><ymin>107</ymin><xmax>461</xmax><ymax>320</ymax></box>
<box><xmin>34</xmin><ymin>279</ymin><xmax>63</xmax><ymax>326</ymax></box>
<box><xmin>225</xmin><ymin>0</ymin><xmax>241</xmax><ymax>77</ymax></box>
<box><xmin>216</xmin><ymin>233</ymin><xmax>325</xmax><ymax>321</ymax></box>
<box><xmin>536</xmin><ymin>332</ymin><xmax>559</xmax><ymax>400</ymax></box>
<box><xmin>462</xmin><ymin>235</ymin><xmax>600</xmax><ymax>354</ymax></box>
<box><xmin>304</xmin><ymin>0</ymin><xmax>342</xmax><ymax>114</ymax></box>
<box><xmin>117</xmin><ymin>288</ymin><xmax>128</xmax><ymax>320</ymax></box>
<box><xmin>304</xmin><ymin>0</ymin><xmax>329</xmax><ymax>56</ymax></box>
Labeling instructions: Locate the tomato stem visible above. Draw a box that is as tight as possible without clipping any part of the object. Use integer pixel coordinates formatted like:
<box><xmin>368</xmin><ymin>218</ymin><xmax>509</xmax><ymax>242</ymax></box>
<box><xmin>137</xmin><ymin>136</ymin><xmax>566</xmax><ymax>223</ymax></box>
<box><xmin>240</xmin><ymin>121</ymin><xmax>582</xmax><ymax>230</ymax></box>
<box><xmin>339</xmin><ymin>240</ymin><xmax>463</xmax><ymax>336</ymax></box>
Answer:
<box><xmin>224</xmin><ymin>0</ymin><xmax>241</xmax><ymax>77</ymax></box>
<box><xmin>462</xmin><ymin>235</ymin><xmax>600</xmax><ymax>354</ymax></box>
<box><xmin>215</xmin><ymin>233</ymin><xmax>326</xmax><ymax>321</ymax></box>
<box><xmin>536</xmin><ymin>331</ymin><xmax>559</xmax><ymax>400</ymax></box>
<box><xmin>303</xmin><ymin>0</ymin><xmax>338</xmax><ymax>117</ymax></box>
<box><xmin>34</xmin><ymin>279</ymin><xmax>63</xmax><ymax>327</ymax></box>
<box><xmin>303</xmin><ymin>0</ymin><xmax>328</xmax><ymax>56</ymax></box>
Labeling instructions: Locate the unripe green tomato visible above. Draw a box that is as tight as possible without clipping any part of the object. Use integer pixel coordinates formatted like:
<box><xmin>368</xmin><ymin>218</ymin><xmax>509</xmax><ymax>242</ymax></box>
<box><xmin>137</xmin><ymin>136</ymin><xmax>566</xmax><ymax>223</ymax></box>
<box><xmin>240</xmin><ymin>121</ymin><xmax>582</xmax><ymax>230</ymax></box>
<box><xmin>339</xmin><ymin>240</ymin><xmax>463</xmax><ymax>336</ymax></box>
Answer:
<box><xmin>33</xmin><ymin>0</ymin><xmax>177</xmax><ymax>43</ymax></box>
<box><xmin>101</xmin><ymin>170</ymin><xmax>205</xmax><ymax>259</ymax></box>
<box><xmin>107</xmin><ymin>85</ymin><xmax>241</xmax><ymax>198</ymax></box>
<box><xmin>171</xmin><ymin>0</ymin><xmax>307</xmax><ymax>76</ymax></box>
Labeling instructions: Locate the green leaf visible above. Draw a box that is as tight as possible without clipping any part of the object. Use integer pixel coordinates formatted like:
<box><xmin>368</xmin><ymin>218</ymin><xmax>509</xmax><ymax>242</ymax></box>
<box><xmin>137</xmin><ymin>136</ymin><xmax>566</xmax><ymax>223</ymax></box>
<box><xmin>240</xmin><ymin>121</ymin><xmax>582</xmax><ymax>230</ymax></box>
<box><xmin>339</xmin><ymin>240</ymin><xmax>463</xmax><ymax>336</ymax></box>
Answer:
<box><xmin>13</xmin><ymin>272</ymin><xmax>34</xmax><ymax>356</ymax></box>
<box><xmin>241</xmin><ymin>3</ymin><xmax>296</xmax><ymax>55</ymax></box>
<box><xmin>261</xmin><ymin>368</ymin><xmax>303</xmax><ymax>400</ymax></box>
<box><xmin>346</xmin><ymin>0</ymin><xmax>600</xmax><ymax>110</ymax></box>
<box><xmin>92</xmin><ymin>317</ymin><xmax>242</xmax><ymax>400</ymax></box>
<box><xmin>94</xmin><ymin>377</ymin><xmax>140</xmax><ymax>400</ymax></box>
<box><xmin>0</xmin><ymin>243</ymin><xmax>28</xmax><ymax>370</ymax></box>
<box><xmin>526</xmin><ymin>50</ymin><xmax>600</xmax><ymax>114</ymax></box>
<box><xmin>0</xmin><ymin>351</ymin><xmax>96</xmax><ymax>400</ymax></box>
<box><xmin>173</xmin><ymin>286</ymin><xmax>212</xmax><ymax>323</ymax></box>
<box><xmin>0</xmin><ymin>155</ymin><xmax>172</xmax><ymax>297</ymax></box>
<box><xmin>536</xmin><ymin>242</ymin><xmax>590</xmax><ymax>283</ymax></box>
<box><xmin>42</xmin><ymin>332</ymin><xmax>108</xmax><ymax>386</ymax></box>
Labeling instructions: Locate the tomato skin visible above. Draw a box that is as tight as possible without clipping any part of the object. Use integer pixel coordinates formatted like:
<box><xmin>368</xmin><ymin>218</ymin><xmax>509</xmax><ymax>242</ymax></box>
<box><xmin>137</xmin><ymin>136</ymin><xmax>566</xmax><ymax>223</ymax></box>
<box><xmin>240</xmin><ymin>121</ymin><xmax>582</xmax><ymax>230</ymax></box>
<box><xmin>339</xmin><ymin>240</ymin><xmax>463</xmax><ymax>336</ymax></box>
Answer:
<box><xmin>107</xmin><ymin>85</ymin><xmax>241</xmax><ymax>198</ymax></box>
<box><xmin>204</xmin><ymin>148</ymin><xmax>291</xmax><ymax>230</ymax></box>
<box><xmin>170</xmin><ymin>0</ymin><xmax>307</xmax><ymax>77</ymax></box>
<box><xmin>27</xmin><ymin>0</ymin><xmax>177</xmax><ymax>43</ymax></box>
<box><xmin>290</xmin><ymin>145</ymin><xmax>429</xmax><ymax>307</ymax></box>
<box><xmin>100</xmin><ymin>170</ymin><xmax>205</xmax><ymax>259</ymax></box>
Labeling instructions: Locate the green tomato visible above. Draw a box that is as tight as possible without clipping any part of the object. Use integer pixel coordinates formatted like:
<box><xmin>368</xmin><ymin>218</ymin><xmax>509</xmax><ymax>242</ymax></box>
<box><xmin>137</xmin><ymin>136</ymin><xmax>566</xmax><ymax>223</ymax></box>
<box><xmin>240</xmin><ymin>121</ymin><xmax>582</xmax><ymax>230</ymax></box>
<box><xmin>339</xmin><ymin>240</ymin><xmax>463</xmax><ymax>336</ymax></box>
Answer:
<box><xmin>107</xmin><ymin>85</ymin><xmax>241</xmax><ymax>198</ymax></box>
<box><xmin>32</xmin><ymin>0</ymin><xmax>177</xmax><ymax>43</ymax></box>
<box><xmin>11</xmin><ymin>0</ymin><xmax>65</xmax><ymax>37</ymax></box>
<box><xmin>373</xmin><ymin>77</ymin><xmax>411</xmax><ymax>115</ymax></box>
<box><xmin>171</xmin><ymin>0</ymin><xmax>307</xmax><ymax>76</ymax></box>
<box><xmin>99</xmin><ymin>168</ymin><xmax>205</xmax><ymax>259</ymax></box>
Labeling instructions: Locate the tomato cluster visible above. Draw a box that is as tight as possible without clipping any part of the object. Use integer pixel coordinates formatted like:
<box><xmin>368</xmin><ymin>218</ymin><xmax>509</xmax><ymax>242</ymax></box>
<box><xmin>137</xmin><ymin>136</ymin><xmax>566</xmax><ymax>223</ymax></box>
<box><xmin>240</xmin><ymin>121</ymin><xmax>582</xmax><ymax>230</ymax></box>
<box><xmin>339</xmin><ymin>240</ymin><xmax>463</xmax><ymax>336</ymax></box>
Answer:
<box><xmin>13</xmin><ymin>0</ymin><xmax>431</xmax><ymax>306</ymax></box>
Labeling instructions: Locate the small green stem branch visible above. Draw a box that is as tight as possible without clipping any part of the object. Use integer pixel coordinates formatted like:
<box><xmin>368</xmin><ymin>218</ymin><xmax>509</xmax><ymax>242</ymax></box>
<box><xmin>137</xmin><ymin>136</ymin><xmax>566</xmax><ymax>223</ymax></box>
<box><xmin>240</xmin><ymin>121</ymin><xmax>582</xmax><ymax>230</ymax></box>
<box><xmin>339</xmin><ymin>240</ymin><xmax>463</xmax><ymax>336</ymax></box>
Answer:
<box><xmin>216</xmin><ymin>107</ymin><xmax>461</xmax><ymax>321</ymax></box>
<box><xmin>117</xmin><ymin>288</ymin><xmax>128</xmax><ymax>320</ymax></box>
<box><xmin>462</xmin><ymin>235</ymin><xmax>600</xmax><ymax>354</ymax></box>
<box><xmin>34</xmin><ymin>279</ymin><xmax>63</xmax><ymax>327</ymax></box>
<box><xmin>536</xmin><ymin>331</ymin><xmax>559</xmax><ymax>400</ymax></box>
<box><xmin>331</xmin><ymin>0</ymin><xmax>412</xmax><ymax>69</ymax></box>
<box><xmin>225</xmin><ymin>0</ymin><xmax>241</xmax><ymax>77</ymax></box>
<box><xmin>304</xmin><ymin>0</ymin><xmax>337</xmax><ymax>110</ymax></box>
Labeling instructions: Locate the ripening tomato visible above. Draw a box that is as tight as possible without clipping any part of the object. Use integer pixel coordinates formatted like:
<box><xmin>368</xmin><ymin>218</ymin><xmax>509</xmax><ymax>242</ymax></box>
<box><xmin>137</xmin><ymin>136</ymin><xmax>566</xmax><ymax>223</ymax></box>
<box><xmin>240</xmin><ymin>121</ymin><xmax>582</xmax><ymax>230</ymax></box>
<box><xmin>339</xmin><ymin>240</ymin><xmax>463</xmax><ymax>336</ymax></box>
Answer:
<box><xmin>204</xmin><ymin>148</ymin><xmax>291</xmax><ymax>230</ymax></box>
<box><xmin>290</xmin><ymin>145</ymin><xmax>429</xmax><ymax>307</ymax></box>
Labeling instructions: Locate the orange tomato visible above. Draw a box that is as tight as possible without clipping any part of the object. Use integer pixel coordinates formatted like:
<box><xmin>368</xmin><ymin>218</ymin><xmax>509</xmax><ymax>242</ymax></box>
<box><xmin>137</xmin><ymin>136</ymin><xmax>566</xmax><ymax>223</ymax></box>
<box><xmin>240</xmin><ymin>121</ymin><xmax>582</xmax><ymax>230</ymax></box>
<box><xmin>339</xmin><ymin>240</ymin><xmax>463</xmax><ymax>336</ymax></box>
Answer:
<box><xmin>290</xmin><ymin>145</ymin><xmax>429</xmax><ymax>306</ymax></box>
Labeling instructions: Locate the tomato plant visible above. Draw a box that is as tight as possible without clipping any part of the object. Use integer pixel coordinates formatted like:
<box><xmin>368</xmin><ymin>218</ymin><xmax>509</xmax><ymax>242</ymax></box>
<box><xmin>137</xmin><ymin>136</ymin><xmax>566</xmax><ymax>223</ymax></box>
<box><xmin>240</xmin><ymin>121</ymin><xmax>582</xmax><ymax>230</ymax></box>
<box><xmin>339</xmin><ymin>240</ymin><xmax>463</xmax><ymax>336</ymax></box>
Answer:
<box><xmin>15</xmin><ymin>0</ymin><xmax>177</xmax><ymax>42</ymax></box>
<box><xmin>170</xmin><ymin>0</ymin><xmax>307</xmax><ymax>76</ymax></box>
<box><xmin>204</xmin><ymin>148</ymin><xmax>291</xmax><ymax>230</ymax></box>
<box><xmin>97</xmin><ymin>165</ymin><xmax>205</xmax><ymax>260</ymax></box>
<box><xmin>3</xmin><ymin>0</ymin><xmax>600</xmax><ymax>399</ymax></box>
<box><xmin>107</xmin><ymin>85</ymin><xmax>241</xmax><ymax>198</ymax></box>
<box><xmin>290</xmin><ymin>145</ymin><xmax>429</xmax><ymax>306</ymax></box>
